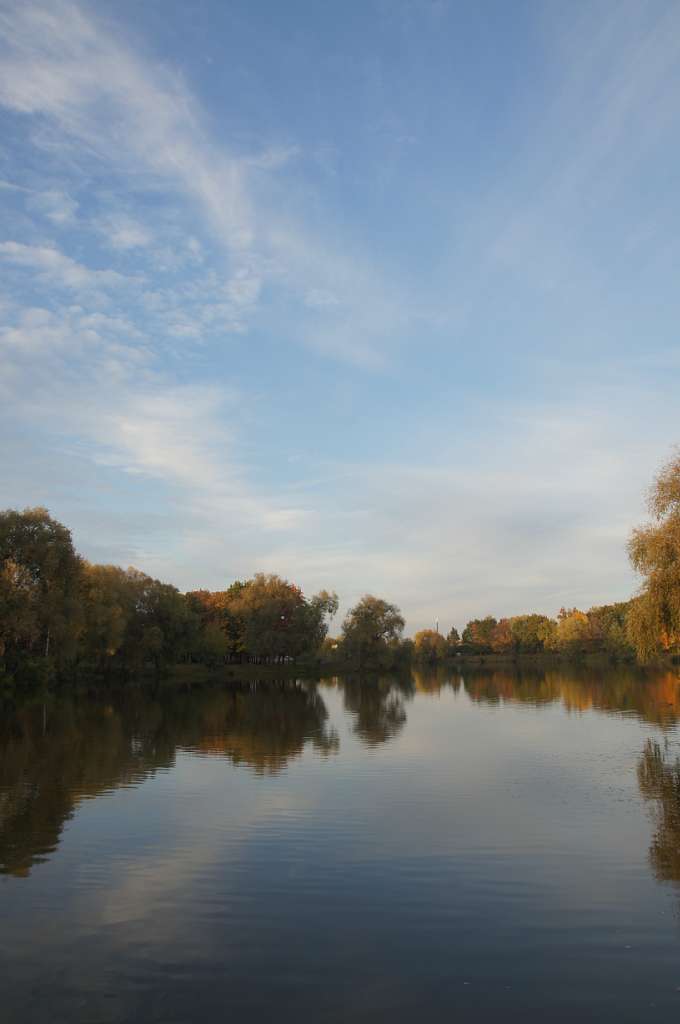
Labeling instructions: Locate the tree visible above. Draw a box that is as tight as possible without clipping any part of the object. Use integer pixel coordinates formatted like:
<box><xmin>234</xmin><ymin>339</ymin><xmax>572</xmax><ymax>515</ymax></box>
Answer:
<box><xmin>341</xmin><ymin>595</ymin><xmax>405</xmax><ymax>668</ymax></box>
<box><xmin>509</xmin><ymin>614</ymin><xmax>557</xmax><ymax>653</ymax></box>
<box><xmin>586</xmin><ymin>602</ymin><xmax>633</xmax><ymax>659</ymax></box>
<box><xmin>628</xmin><ymin>452</ymin><xmax>680</xmax><ymax>660</ymax></box>
<box><xmin>186</xmin><ymin>583</ymin><xmax>247</xmax><ymax>661</ymax></box>
<box><xmin>491</xmin><ymin>618</ymin><xmax>514</xmax><ymax>652</ymax></box>
<box><xmin>79</xmin><ymin>564</ymin><xmax>199</xmax><ymax>676</ymax></box>
<box><xmin>0</xmin><ymin>507</ymin><xmax>82</xmax><ymax>683</ymax></box>
<box><xmin>555</xmin><ymin>608</ymin><xmax>590</xmax><ymax>655</ymax></box>
<box><xmin>197</xmin><ymin>622</ymin><xmax>230</xmax><ymax>666</ymax></box>
<box><xmin>413</xmin><ymin>629</ymin><xmax>447</xmax><ymax>663</ymax></box>
<box><xmin>0</xmin><ymin>558</ymin><xmax>41</xmax><ymax>673</ymax></box>
<box><xmin>79</xmin><ymin>563</ymin><xmax>131</xmax><ymax>669</ymax></box>
<box><xmin>189</xmin><ymin>576</ymin><xmax>338</xmax><ymax>664</ymax></box>
<box><xmin>447</xmin><ymin>625</ymin><xmax>460</xmax><ymax>647</ymax></box>
<box><xmin>306</xmin><ymin>589</ymin><xmax>340</xmax><ymax>652</ymax></box>
<box><xmin>462</xmin><ymin>616</ymin><xmax>497</xmax><ymax>651</ymax></box>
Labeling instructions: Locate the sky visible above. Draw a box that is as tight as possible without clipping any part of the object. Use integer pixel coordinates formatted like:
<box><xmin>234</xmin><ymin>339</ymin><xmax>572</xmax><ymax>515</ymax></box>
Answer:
<box><xmin>0</xmin><ymin>0</ymin><xmax>679</xmax><ymax>634</ymax></box>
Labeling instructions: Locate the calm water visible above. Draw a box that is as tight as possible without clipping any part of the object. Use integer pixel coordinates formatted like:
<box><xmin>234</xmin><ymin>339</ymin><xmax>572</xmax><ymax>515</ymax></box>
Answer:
<box><xmin>2</xmin><ymin>666</ymin><xmax>680</xmax><ymax>1022</ymax></box>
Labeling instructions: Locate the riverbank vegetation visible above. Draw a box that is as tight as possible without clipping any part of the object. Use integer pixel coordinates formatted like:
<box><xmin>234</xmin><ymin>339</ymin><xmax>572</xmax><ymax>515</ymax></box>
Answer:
<box><xmin>1</xmin><ymin>452</ymin><xmax>679</xmax><ymax>690</ymax></box>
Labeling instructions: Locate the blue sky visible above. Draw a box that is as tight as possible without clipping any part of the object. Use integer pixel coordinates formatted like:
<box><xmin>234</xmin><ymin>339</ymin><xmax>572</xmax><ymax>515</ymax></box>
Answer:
<box><xmin>1</xmin><ymin>0</ymin><xmax>679</xmax><ymax>633</ymax></box>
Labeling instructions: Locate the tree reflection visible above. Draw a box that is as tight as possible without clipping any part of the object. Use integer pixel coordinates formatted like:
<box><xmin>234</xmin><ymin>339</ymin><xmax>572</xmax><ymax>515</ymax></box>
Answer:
<box><xmin>5</xmin><ymin>666</ymin><xmax>680</xmax><ymax>878</ymax></box>
<box><xmin>340</xmin><ymin>675</ymin><xmax>412</xmax><ymax>746</ymax></box>
<box><xmin>638</xmin><ymin>739</ymin><xmax>680</xmax><ymax>883</ymax></box>
<box><xmin>0</xmin><ymin>698</ymin><xmax>175</xmax><ymax>877</ymax></box>
<box><xmin>461</xmin><ymin>666</ymin><xmax>680</xmax><ymax>728</ymax></box>
<box><xmin>192</xmin><ymin>682</ymin><xmax>339</xmax><ymax>772</ymax></box>
<box><xmin>411</xmin><ymin>665</ymin><xmax>462</xmax><ymax>695</ymax></box>
<box><xmin>0</xmin><ymin>681</ymin><xmax>336</xmax><ymax>877</ymax></box>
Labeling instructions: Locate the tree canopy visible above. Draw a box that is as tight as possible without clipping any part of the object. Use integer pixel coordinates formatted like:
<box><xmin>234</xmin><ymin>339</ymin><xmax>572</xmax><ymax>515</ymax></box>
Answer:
<box><xmin>628</xmin><ymin>452</ymin><xmax>680</xmax><ymax>660</ymax></box>
<box><xmin>413</xmin><ymin>629</ymin><xmax>447</xmax><ymax>662</ymax></box>
<box><xmin>340</xmin><ymin>595</ymin><xmax>405</xmax><ymax>668</ymax></box>
<box><xmin>0</xmin><ymin>508</ymin><xmax>82</xmax><ymax>683</ymax></box>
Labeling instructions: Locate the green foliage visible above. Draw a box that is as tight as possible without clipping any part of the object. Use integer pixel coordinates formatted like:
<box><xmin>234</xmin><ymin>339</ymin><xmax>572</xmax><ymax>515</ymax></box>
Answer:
<box><xmin>510</xmin><ymin>614</ymin><xmax>557</xmax><ymax>653</ymax></box>
<box><xmin>186</xmin><ymin>587</ymin><xmax>246</xmax><ymax>660</ymax></box>
<box><xmin>199</xmin><ymin>622</ymin><xmax>230</xmax><ymax>666</ymax></box>
<box><xmin>189</xmin><ymin>576</ymin><xmax>338</xmax><ymax>664</ymax></box>
<box><xmin>341</xmin><ymin>595</ymin><xmax>405</xmax><ymax>668</ymax></box>
<box><xmin>462</xmin><ymin>616</ymin><xmax>497</xmax><ymax>651</ymax></box>
<box><xmin>586</xmin><ymin>602</ymin><xmax>634</xmax><ymax>659</ymax></box>
<box><xmin>78</xmin><ymin>564</ymin><xmax>198</xmax><ymax>676</ymax></box>
<box><xmin>0</xmin><ymin>507</ymin><xmax>82</xmax><ymax>685</ymax></box>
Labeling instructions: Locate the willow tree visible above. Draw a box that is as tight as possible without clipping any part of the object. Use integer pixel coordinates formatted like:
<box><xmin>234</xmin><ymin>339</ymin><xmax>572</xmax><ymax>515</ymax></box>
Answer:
<box><xmin>628</xmin><ymin>452</ymin><xmax>680</xmax><ymax>660</ymax></box>
<box><xmin>341</xmin><ymin>595</ymin><xmax>405</xmax><ymax>668</ymax></box>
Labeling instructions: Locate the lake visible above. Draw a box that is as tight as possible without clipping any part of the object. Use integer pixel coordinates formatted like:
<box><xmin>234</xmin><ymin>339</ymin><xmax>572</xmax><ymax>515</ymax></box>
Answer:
<box><xmin>2</xmin><ymin>665</ymin><xmax>680</xmax><ymax>1022</ymax></box>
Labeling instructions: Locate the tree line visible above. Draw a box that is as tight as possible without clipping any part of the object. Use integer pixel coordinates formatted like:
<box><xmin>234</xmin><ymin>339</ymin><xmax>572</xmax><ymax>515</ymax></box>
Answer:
<box><xmin>1</xmin><ymin>450</ymin><xmax>679</xmax><ymax>688</ymax></box>
<box><xmin>0</xmin><ymin>507</ymin><xmax>344</xmax><ymax>688</ymax></box>
<box><xmin>410</xmin><ymin>602</ymin><xmax>633</xmax><ymax>663</ymax></box>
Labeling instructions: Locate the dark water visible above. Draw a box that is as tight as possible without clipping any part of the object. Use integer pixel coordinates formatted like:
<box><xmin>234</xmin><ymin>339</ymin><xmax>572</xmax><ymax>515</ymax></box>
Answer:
<box><xmin>2</xmin><ymin>666</ymin><xmax>680</xmax><ymax>1022</ymax></box>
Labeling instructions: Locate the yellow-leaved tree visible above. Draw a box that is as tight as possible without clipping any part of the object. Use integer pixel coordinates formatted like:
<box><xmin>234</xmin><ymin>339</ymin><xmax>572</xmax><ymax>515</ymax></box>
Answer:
<box><xmin>628</xmin><ymin>452</ymin><xmax>680</xmax><ymax>661</ymax></box>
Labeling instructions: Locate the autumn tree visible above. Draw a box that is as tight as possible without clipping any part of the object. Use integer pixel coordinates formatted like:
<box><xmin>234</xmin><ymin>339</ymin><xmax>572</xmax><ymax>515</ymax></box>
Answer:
<box><xmin>586</xmin><ymin>602</ymin><xmax>633</xmax><ymax>659</ymax></box>
<box><xmin>78</xmin><ymin>564</ymin><xmax>132</xmax><ymax>669</ymax></box>
<box><xmin>79</xmin><ymin>564</ymin><xmax>198</xmax><ymax>675</ymax></box>
<box><xmin>491</xmin><ymin>618</ymin><xmax>514</xmax><ymax>652</ymax></box>
<box><xmin>186</xmin><ymin>582</ymin><xmax>247</xmax><ymax>661</ymax></box>
<box><xmin>555</xmin><ymin>608</ymin><xmax>590</xmax><ymax>655</ymax></box>
<box><xmin>509</xmin><ymin>614</ymin><xmax>557</xmax><ymax>653</ymax></box>
<box><xmin>189</xmin><ymin>576</ymin><xmax>338</xmax><ymax>664</ymax></box>
<box><xmin>462</xmin><ymin>616</ymin><xmax>497</xmax><ymax>651</ymax></box>
<box><xmin>628</xmin><ymin>452</ymin><xmax>680</xmax><ymax>660</ymax></box>
<box><xmin>413</xmin><ymin>628</ymin><xmax>447</xmax><ymax>663</ymax></box>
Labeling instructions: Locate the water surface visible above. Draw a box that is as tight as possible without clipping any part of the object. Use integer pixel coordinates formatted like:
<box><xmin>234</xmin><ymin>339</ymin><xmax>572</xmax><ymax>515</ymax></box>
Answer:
<box><xmin>2</xmin><ymin>665</ymin><xmax>680</xmax><ymax>1022</ymax></box>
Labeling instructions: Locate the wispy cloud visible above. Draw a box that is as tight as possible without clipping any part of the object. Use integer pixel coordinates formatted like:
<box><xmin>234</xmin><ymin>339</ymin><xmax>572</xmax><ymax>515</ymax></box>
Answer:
<box><xmin>95</xmin><ymin>212</ymin><xmax>153</xmax><ymax>250</ymax></box>
<box><xmin>0</xmin><ymin>240</ymin><xmax>132</xmax><ymax>290</ymax></box>
<box><xmin>26</xmin><ymin>188</ymin><xmax>78</xmax><ymax>224</ymax></box>
<box><xmin>0</xmin><ymin>0</ymin><xmax>413</xmax><ymax>367</ymax></box>
<box><xmin>0</xmin><ymin>299</ymin><xmax>310</xmax><ymax>538</ymax></box>
<box><xmin>0</xmin><ymin>0</ymin><xmax>412</xmax><ymax>568</ymax></box>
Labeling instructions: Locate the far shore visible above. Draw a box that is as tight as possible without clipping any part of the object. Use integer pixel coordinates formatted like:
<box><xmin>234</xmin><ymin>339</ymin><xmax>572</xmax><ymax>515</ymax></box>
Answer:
<box><xmin>157</xmin><ymin>650</ymin><xmax>677</xmax><ymax>690</ymax></box>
